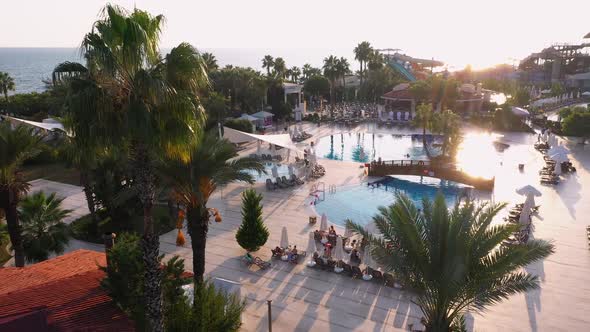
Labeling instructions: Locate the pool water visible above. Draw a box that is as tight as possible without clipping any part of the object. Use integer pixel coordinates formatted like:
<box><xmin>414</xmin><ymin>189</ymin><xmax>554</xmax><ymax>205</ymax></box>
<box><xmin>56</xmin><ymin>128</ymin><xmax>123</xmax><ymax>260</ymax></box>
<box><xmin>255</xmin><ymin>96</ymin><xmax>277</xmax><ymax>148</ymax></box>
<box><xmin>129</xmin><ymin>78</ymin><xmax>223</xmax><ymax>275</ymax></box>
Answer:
<box><xmin>313</xmin><ymin>175</ymin><xmax>487</xmax><ymax>227</ymax></box>
<box><xmin>314</xmin><ymin>133</ymin><xmax>440</xmax><ymax>163</ymax></box>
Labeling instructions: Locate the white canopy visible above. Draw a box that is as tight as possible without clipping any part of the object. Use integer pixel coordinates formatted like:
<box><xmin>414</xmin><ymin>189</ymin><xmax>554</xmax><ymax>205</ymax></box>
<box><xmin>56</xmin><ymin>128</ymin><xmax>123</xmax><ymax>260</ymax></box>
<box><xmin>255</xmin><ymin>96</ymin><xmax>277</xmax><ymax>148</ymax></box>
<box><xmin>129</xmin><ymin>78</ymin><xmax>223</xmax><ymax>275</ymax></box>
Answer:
<box><xmin>511</xmin><ymin>106</ymin><xmax>530</xmax><ymax>117</ymax></box>
<box><xmin>223</xmin><ymin>127</ymin><xmax>303</xmax><ymax>153</ymax></box>
<box><xmin>251</xmin><ymin>111</ymin><xmax>274</xmax><ymax>119</ymax></box>
<box><xmin>582</xmin><ymin>91</ymin><xmax>590</xmax><ymax>96</ymax></box>
<box><xmin>2</xmin><ymin>115</ymin><xmax>67</xmax><ymax>134</ymax></box>
<box><xmin>239</xmin><ymin>114</ymin><xmax>258</xmax><ymax>122</ymax></box>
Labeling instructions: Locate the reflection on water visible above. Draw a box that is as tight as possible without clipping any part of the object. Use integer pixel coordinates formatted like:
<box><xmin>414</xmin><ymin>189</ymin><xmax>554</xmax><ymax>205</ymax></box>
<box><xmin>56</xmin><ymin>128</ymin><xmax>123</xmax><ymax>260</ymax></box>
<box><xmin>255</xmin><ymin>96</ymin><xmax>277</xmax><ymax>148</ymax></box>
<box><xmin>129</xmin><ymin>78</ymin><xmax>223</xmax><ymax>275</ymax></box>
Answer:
<box><xmin>455</xmin><ymin>132</ymin><xmax>504</xmax><ymax>179</ymax></box>
<box><xmin>316</xmin><ymin>133</ymin><xmax>436</xmax><ymax>163</ymax></box>
<box><xmin>315</xmin><ymin>132</ymin><xmax>503</xmax><ymax>179</ymax></box>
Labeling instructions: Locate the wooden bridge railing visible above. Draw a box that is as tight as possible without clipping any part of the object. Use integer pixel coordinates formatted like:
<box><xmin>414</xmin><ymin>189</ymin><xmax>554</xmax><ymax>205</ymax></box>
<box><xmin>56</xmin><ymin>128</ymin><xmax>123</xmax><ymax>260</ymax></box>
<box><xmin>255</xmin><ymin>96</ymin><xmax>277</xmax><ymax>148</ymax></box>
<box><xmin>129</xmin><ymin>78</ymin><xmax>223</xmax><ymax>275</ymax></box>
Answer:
<box><xmin>367</xmin><ymin>159</ymin><xmax>494</xmax><ymax>191</ymax></box>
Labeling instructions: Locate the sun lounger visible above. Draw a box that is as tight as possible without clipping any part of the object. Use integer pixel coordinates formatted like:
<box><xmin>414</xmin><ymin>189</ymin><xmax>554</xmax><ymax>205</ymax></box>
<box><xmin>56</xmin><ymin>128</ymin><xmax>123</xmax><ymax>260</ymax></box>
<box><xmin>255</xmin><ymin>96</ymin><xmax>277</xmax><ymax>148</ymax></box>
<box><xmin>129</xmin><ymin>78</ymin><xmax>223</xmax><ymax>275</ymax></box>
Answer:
<box><xmin>241</xmin><ymin>254</ymin><xmax>271</xmax><ymax>269</ymax></box>
<box><xmin>276</xmin><ymin>177</ymin><xmax>289</xmax><ymax>188</ymax></box>
<box><xmin>266</xmin><ymin>179</ymin><xmax>276</xmax><ymax>191</ymax></box>
<box><xmin>281</xmin><ymin>175</ymin><xmax>294</xmax><ymax>187</ymax></box>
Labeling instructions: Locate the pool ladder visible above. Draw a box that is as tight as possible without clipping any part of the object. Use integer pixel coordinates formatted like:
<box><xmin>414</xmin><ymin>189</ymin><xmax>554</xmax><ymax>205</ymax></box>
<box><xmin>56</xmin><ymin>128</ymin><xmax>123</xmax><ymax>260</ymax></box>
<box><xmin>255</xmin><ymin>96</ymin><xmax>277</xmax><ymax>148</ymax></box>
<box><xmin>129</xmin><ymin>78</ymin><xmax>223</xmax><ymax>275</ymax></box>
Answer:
<box><xmin>310</xmin><ymin>182</ymin><xmax>326</xmax><ymax>202</ymax></box>
<box><xmin>328</xmin><ymin>184</ymin><xmax>336</xmax><ymax>194</ymax></box>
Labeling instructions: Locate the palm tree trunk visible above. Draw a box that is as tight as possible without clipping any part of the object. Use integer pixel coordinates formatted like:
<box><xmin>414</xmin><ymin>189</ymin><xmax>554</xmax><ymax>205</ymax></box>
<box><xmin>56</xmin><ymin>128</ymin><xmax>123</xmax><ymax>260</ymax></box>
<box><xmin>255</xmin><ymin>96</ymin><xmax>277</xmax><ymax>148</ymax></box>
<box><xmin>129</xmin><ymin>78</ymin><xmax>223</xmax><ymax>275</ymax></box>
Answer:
<box><xmin>330</xmin><ymin>80</ymin><xmax>335</xmax><ymax>118</ymax></box>
<box><xmin>1</xmin><ymin>188</ymin><xmax>25</xmax><ymax>267</ymax></box>
<box><xmin>423</xmin><ymin>123</ymin><xmax>431</xmax><ymax>159</ymax></box>
<box><xmin>359</xmin><ymin>62</ymin><xmax>364</xmax><ymax>89</ymax></box>
<box><xmin>133</xmin><ymin>143</ymin><xmax>163</xmax><ymax>332</ymax></box>
<box><xmin>80</xmin><ymin>171</ymin><xmax>99</xmax><ymax>233</ymax></box>
<box><xmin>187</xmin><ymin>204</ymin><xmax>209</xmax><ymax>290</ymax></box>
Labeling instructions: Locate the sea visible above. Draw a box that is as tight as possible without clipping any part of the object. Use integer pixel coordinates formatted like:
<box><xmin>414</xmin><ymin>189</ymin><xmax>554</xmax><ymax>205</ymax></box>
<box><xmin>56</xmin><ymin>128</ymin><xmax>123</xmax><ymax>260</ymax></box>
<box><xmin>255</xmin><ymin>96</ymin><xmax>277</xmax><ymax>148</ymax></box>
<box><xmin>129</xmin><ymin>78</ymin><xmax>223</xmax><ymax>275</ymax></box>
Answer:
<box><xmin>0</xmin><ymin>47</ymin><xmax>356</xmax><ymax>94</ymax></box>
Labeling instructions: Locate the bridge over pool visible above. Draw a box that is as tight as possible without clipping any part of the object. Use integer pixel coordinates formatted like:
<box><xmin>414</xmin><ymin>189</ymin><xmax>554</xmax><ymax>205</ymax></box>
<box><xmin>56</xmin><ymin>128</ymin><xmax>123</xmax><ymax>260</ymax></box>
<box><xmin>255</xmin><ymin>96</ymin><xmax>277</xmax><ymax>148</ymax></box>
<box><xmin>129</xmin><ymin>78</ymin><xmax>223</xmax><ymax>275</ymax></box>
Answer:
<box><xmin>366</xmin><ymin>160</ymin><xmax>495</xmax><ymax>191</ymax></box>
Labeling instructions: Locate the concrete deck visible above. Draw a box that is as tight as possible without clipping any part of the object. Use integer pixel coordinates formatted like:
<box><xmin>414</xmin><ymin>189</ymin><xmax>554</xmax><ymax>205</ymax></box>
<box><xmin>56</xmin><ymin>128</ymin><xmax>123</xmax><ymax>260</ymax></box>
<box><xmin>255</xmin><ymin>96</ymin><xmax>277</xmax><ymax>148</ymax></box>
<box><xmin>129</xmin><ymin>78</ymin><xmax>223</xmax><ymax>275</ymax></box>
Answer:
<box><xmin>22</xmin><ymin>121</ymin><xmax>590</xmax><ymax>331</ymax></box>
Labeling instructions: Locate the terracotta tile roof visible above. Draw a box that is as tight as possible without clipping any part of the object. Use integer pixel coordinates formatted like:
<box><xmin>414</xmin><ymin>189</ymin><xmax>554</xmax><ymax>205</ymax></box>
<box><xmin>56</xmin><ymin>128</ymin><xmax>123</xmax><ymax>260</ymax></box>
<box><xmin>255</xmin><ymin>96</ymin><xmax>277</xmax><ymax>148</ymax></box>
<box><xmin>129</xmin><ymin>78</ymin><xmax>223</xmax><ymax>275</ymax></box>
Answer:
<box><xmin>0</xmin><ymin>250</ymin><xmax>134</xmax><ymax>332</ymax></box>
<box><xmin>0</xmin><ymin>249</ymin><xmax>106</xmax><ymax>295</ymax></box>
<box><xmin>382</xmin><ymin>88</ymin><xmax>414</xmax><ymax>100</ymax></box>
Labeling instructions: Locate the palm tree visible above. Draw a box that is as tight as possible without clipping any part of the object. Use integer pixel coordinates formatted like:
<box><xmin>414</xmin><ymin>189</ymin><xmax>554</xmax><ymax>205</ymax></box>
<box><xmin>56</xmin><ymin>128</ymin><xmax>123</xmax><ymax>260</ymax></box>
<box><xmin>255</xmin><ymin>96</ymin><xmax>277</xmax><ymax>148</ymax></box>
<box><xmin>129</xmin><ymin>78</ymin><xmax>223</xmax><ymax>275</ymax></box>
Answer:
<box><xmin>412</xmin><ymin>103</ymin><xmax>435</xmax><ymax>158</ymax></box>
<box><xmin>53</xmin><ymin>5</ymin><xmax>208</xmax><ymax>331</ymax></box>
<box><xmin>335</xmin><ymin>57</ymin><xmax>350</xmax><ymax>101</ymax></box>
<box><xmin>0</xmin><ymin>72</ymin><xmax>16</xmax><ymax>101</ymax></box>
<box><xmin>302</xmin><ymin>63</ymin><xmax>313</xmax><ymax>81</ymax></box>
<box><xmin>290</xmin><ymin>66</ymin><xmax>301</xmax><ymax>83</ymax></box>
<box><xmin>0</xmin><ymin>123</ymin><xmax>43</xmax><ymax>267</ymax></box>
<box><xmin>432</xmin><ymin>109</ymin><xmax>462</xmax><ymax>159</ymax></box>
<box><xmin>323</xmin><ymin>55</ymin><xmax>339</xmax><ymax>117</ymax></box>
<box><xmin>202</xmin><ymin>52</ymin><xmax>219</xmax><ymax>72</ymax></box>
<box><xmin>354</xmin><ymin>41</ymin><xmax>373</xmax><ymax>88</ymax></box>
<box><xmin>347</xmin><ymin>193</ymin><xmax>555</xmax><ymax>331</ymax></box>
<box><xmin>273</xmin><ymin>57</ymin><xmax>287</xmax><ymax>80</ymax></box>
<box><xmin>163</xmin><ymin>132</ymin><xmax>264</xmax><ymax>290</ymax></box>
<box><xmin>19</xmin><ymin>191</ymin><xmax>72</xmax><ymax>263</ymax></box>
<box><xmin>262</xmin><ymin>55</ymin><xmax>274</xmax><ymax>76</ymax></box>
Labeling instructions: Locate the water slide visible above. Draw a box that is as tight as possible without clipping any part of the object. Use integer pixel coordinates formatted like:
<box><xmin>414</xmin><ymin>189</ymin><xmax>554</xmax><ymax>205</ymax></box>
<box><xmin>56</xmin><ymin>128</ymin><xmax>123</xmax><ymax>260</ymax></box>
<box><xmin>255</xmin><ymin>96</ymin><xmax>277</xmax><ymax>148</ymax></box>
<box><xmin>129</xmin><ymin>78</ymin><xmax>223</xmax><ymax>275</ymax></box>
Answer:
<box><xmin>387</xmin><ymin>60</ymin><xmax>417</xmax><ymax>82</ymax></box>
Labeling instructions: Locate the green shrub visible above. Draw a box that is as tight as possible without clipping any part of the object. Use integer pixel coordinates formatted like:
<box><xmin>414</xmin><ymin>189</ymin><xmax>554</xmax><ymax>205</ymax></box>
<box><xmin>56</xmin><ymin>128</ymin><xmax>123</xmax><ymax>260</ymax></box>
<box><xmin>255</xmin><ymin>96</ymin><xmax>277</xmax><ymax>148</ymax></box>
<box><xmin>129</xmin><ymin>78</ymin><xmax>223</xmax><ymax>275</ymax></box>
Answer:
<box><xmin>100</xmin><ymin>233</ymin><xmax>191</xmax><ymax>331</ymax></box>
<box><xmin>562</xmin><ymin>111</ymin><xmax>590</xmax><ymax>137</ymax></box>
<box><xmin>224</xmin><ymin>118</ymin><xmax>253</xmax><ymax>133</ymax></box>
<box><xmin>235</xmin><ymin>189</ymin><xmax>269</xmax><ymax>252</ymax></box>
<box><xmin>165</xmin><ymin>280</ymin><xmax>245</xmax><ymax>332</ymax></box>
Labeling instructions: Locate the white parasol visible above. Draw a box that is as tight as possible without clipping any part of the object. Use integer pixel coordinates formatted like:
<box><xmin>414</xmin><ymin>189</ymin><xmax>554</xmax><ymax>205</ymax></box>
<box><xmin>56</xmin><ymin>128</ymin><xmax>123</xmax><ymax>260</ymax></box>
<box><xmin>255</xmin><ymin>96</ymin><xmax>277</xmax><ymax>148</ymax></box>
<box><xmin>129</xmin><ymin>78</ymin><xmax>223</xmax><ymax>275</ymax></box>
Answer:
<box><xmin>280</xmin><ymin>226</ymin><xmax>289</xmax><ymax>249</ymax></box>
<box><xmin>271</xmin><ymin>165</ymin><xmax>279</xmax><ymax>178</ymax></box>
<box><xmin>362</xmin><ymin>245</ymin><xmax>374</xmax><ymax>280</ymax></box>
<box><xmin>519</xmin><ymin>204</ymin><xmax>532</xmax><ymax>225</ymax></box>
<box><xmin>547</xmin><ymin>144</ymin><xmax>569</xmax><ymax>156</ymax></box>
<box><xmin>288</xmin><ymin>165</ymin><xmax>294</xmax><ymax>176</ymax></box>
<box><xmin>516</xmin><ymin>185</ymin><xmax>542</xmax><ymax>197</ymax></box>
<box><xmin>550</xmin><ymin>152</ymin><xmax>569</xmax><ymax>163</ymax></box>
<box><xmin>333</xmin><ymin>236</ymin><xmax>345</xmax><ymax>273</ymax></box>
<box><xmin>554</xmin><ymin>162</ymin><xmax>562</xmax><ymax>175</ymax></box>
<box><xmin>320</xmin><ymin>213</ymin><xmax>328</xmax><ymax>231</ymax></box>
<box><xmin>306</xmin><ymin>232</ymin><xmax>317</xmax><ymax>267</ymax></box>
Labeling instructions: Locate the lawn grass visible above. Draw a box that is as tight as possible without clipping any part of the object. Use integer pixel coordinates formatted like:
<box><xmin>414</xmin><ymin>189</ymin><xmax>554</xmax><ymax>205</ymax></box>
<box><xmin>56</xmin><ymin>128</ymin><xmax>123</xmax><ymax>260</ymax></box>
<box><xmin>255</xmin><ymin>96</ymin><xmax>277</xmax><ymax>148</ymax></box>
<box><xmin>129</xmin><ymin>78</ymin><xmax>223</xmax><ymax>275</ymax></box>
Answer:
<box><xmin>22</xmin><ymin>163</ymin><xmax>81</xmax><ymax>186</ymax></box>
<box><xmin>70</xmin><ymin>205</ymin><xmax>176</xmax><ymax>244</ymax></box>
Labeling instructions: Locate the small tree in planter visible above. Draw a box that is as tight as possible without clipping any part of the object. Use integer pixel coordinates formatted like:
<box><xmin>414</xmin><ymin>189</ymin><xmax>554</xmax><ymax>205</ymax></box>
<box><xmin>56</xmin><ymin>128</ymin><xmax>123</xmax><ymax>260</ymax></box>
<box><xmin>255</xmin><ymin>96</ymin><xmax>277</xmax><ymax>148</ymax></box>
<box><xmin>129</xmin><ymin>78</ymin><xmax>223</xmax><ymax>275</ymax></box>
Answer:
<box><xmin>236</xmin><ymin>189</ymin><xmax>269</xmax><ymax>252</ymax></box>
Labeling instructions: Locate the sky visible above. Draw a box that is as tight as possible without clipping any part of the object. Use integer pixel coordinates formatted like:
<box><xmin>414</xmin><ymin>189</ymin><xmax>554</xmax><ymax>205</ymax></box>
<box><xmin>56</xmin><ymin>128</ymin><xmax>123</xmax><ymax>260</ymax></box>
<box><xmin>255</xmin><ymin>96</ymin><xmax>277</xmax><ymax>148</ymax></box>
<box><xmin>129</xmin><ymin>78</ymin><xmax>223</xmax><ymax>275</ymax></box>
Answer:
<box><xmin>1</xmin><ymin>0</ymin><xmax>590</xmax><ymax>70</ymax></box>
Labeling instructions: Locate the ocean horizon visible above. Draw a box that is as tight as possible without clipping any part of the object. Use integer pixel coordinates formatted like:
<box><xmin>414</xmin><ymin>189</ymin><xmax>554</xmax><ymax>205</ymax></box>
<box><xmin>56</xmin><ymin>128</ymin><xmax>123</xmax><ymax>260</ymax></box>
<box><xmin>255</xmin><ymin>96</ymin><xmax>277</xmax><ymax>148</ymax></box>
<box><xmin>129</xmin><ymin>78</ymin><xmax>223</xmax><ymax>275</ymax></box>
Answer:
<box><xmin>0</xmin><ymin>47</ymin><xmax>358</xmax><ymax>94</ymax></box>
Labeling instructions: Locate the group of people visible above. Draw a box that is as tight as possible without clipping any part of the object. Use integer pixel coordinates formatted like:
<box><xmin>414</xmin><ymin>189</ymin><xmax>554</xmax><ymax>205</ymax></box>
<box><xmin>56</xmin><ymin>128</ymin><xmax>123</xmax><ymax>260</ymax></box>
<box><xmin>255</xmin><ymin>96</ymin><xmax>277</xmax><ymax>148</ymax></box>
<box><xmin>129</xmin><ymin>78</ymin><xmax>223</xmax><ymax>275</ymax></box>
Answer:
<box><xmin>316</xmin><ymin>102</ymin><xmax>380</xmax><ymax>120</ymax></box>
<box><xmin>273</xmin><ymin>245</ymin><xmax>299</xmax><ymax>264</ymax></box>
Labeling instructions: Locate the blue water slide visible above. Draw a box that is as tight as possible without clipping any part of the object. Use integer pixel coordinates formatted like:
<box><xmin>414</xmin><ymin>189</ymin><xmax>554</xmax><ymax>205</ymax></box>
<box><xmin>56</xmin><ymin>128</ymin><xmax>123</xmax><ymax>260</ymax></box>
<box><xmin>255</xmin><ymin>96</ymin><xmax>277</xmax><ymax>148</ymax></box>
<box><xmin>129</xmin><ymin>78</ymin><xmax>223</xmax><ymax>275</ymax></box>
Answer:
<box><xmin>387</xmin><ymin>60</ymin><xmax>416</xmax><ymax>82</ymax></box>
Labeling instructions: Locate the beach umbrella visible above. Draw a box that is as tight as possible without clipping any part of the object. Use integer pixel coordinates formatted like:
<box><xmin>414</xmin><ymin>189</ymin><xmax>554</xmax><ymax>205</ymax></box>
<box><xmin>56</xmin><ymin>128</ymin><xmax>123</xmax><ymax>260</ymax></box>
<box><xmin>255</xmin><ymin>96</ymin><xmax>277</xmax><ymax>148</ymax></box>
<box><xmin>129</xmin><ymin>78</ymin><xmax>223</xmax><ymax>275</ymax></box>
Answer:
<box><xmin>547</xmin><ymin>144</ymin><xmax>569</xmax><ymax>156</ymax></box>
<box><xmin>320</xmin><ymin>213</ymin><xmax>328</xmax><ymax>231</ymax></box>
<box><xmin>271</xmin><ymin>165</ymin><xmax>279</xmax><ymax>178</ymax></box>
<box><xmin>288</xmin><ymin>165</ymin><xmax>294</xmax><ymax>176</ymax></box>
<box><xmin>306</xmin><ymin>232</ymin><xmax>317</xmax><ymax>267</ymax></box>
<box><xmin>333</xmin><ymin>236</ymin><xmax>345</xmax><ymax>272</ymax></box>
<box><xmin>280</xmin><ymin>226</ymin><xmax>289</xmax><ymax>249</ymax></box>
<box><xmin>519</xmin><ymin>204</ymin><xmax>532</xmax><ymax>225</ymax></box>
<box><xmin>550</xmin><ymin>152</ymin><xmax>569</xmax><ymax>163</ymax></box>
<box><xmin>554</xmin><ymin>162</ymin><xmax>562</xmax><ymax>175</ymax></box>
<box><xmin>362</xmin><ymin>245</ymin><xmax>374</xmax><ymax>280</ymax></box>
<box><xmin>405</xmin><ymin>111</ymin><xmax>410</xmax><ymax>121</ymax></box>
<box><xmin>389</xmin><ymin>111</ymin><xmax>394</xmax><ymax>120</ymax></box>
<box><xmin>542</xmin><ymin>131</ymin><xmax>549</xmax><ymax>143</ymax></box>
<box><xmin>516</xmin><ymin>185</ymin><xmax>542</xmax><ymax>197</ymax></box>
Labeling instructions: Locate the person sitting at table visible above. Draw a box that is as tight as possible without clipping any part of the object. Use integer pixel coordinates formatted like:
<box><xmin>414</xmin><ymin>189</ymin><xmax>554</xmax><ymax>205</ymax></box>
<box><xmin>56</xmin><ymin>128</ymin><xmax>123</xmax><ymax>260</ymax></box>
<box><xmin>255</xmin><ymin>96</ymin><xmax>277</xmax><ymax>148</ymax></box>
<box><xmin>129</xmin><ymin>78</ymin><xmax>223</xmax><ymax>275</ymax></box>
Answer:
<box><xmin>289</xmin><ymin>246</ymin><xmax>298</xmax><ymax>263</ymax></box>
<box><xmin>349</xmin><ymin>249</ymin><xmax>361</xmax><ymax>265</ymax></box>
<box><xmin>272</xmin><ymin>246</ymin><xmax>283</xmax><ymax>257</ymax></box>
<box><xmin>329</xmin><ymin>225</ymin><xmax>336</xmax><ymax>235</ymax></box>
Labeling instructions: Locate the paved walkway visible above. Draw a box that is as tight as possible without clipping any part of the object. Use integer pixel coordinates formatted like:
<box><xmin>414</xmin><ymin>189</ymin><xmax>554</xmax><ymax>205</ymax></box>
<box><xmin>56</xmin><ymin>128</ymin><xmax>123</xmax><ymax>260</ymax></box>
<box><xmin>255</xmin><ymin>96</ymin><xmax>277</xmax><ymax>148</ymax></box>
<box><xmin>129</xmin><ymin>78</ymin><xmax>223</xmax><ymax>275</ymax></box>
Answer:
<box><xmin>29</xmin><ymin>179</ymin><xmax>89</xmax><ymax>224</ymax></box>
<box><xmin>23</xmin><ymin>122</ymin><xmax>590</xmax><ymax>331</ymax></box>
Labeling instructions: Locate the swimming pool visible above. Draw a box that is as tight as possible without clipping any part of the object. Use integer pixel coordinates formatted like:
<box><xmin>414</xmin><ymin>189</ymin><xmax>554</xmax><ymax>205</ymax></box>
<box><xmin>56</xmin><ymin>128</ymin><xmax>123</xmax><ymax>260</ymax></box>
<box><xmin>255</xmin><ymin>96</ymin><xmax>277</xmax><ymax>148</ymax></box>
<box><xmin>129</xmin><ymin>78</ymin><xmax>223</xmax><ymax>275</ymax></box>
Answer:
<box><xmin>313</xmin><ymin>175</ymin><xmax>488</xmax><ymax>227</ymax></box>
<box><xmin>314</xmin><ymin>133</ymin><xmax>440</xmax><ymax>163</ymax></box>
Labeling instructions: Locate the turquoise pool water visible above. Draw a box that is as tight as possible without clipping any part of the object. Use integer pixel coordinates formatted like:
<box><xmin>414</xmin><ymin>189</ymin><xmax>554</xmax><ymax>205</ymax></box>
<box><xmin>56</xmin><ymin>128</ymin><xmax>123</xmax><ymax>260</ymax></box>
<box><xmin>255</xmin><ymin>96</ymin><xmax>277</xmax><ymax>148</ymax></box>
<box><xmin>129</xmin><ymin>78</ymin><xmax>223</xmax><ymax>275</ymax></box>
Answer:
<box><xmin>314</xmin><ymin>133</ymin><xmax>440</xmax><ymax>163</ymax></box>
<box><xmin>313</xmin><ymin>176</ymin><xmax>483</xmax><ymax>227</ymax></box>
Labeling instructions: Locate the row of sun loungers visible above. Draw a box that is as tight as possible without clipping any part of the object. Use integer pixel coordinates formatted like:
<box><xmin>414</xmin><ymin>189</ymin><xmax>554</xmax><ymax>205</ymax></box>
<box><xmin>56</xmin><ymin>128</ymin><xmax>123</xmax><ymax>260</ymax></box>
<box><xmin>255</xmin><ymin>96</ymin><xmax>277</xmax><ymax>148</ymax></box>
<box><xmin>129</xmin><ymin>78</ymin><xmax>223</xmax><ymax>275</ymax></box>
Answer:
<box><xmin>311</xmin><ymin>257</ymin><xmax>403</xmax><ymax>288</ymax></box>
<box><xmin>292</xmin><ymin>131</ymin><xmax>312</xmax><ymax>142</ymax></box>
<box><xmin>265</xmin><ymin>175</ymin><xmax>304</xmax><ymax>191</ymax></box>
<box><xmin>250</xmin><ymin>153</ymin><xmax>282</xmax><ymax>162</ymax></box>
